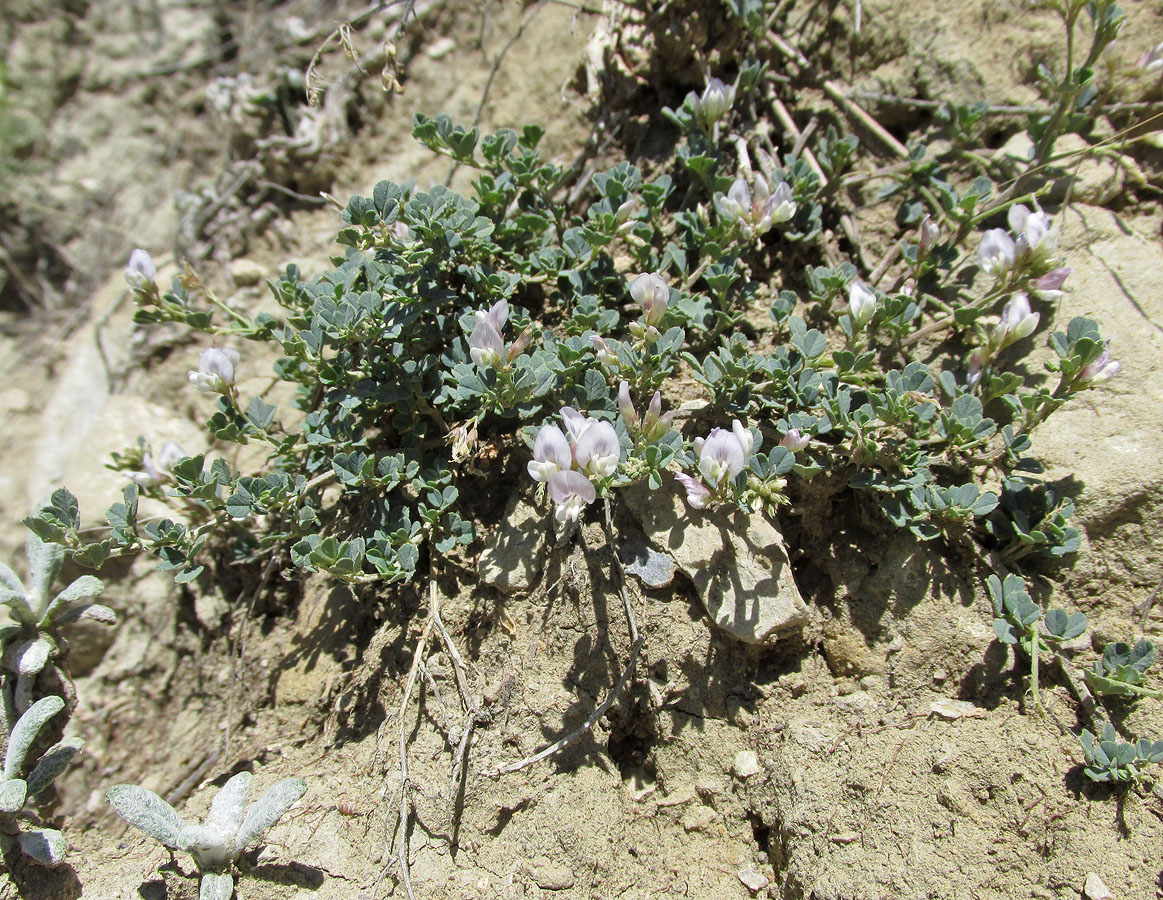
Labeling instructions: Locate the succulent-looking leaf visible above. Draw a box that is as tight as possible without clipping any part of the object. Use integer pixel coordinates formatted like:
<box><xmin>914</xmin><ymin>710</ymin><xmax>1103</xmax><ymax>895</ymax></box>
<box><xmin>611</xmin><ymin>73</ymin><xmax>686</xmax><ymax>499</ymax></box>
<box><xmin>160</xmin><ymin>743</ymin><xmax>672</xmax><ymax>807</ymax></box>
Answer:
<box><xmin>107</xmin><ymin>784</ymin><xmax>188</xmax><ymax>850</ymax></box>
<box><xmin>200</xmin><ymin>871</ymin><xmax>234</xmax><ymax>900</ymax></box>
<box><xmin>0</xmin><ymin>777</ymin><xmax>28</xmax><ymax>812</ymax></box>
<box><xmin>231</xmin><ymin>777</ymin><xmax>306</xmax><ymax>854</ymax></box>
<box><xmin>206</xmin><ymin>771</ymin><xmax>252</xmax><ymax>840</ymax></box>
<box><xmin>993</xmin><ymin>619</ymin><xmax>1018</xmax><ymax>644</ymax></box>
<box><xmin>54</xmin><ymin>603</ymin><xmax>117</xmax><ymax>627</ymax></box>
<box><xmin>25</xmin><ymin>535</ymin><xmax>64</xmax><ymax>618</ymax></box>
<box><xmin>26</xmin><ymin>737</ymin><xmax>84</xmax><ymax>798</ymax></box>
<box><xmin>17</xmin><ymin>827</ymin><xmax>66</xmax><ymax>866</ymax></box>
<box><xmin>43</xmin><ymin>575</ymin><xmax>105</xmax><ymax>624</ymax></box>
<box><xmin>4</xmin><ymin>695</ymin><xmax>64</xmax><ymax>779</ymax></box>
<box><xmin>10</xmin><ymin>638</ymin><xmax>52</xmax><ymax>676</ymax></box>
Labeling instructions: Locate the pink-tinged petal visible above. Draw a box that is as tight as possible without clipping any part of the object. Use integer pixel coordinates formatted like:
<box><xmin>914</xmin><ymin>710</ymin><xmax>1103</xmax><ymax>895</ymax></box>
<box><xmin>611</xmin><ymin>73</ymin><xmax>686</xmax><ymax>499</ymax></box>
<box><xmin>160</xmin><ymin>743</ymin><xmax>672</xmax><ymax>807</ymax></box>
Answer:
<box><xmin>732</xmin><ymin>420</ymin><xmax>755</xmax><ymax>458</ymax></box>
<box><xmin>485</xmin><ymin>299</ymin><xmax>509</xmax><ymax>333</ymax></box>
<box><xmin>533</xmin><ymin>424</ymin><xmax>573</xmax><ymax>474</ymax></box>
<box><xmin>548</xmin><ymin>470</ymin><xmax>597</xmax><ymax>522</ymax></box>
<box><xmin>469</xmin><ymin>321</ymin><xmax>505</xmax><ymax>368</ymax></box>
<box><xmin>674</xmin><ymin>472</ymin><xmax>711</xmax><ymax>509</ymax></box>
<box><xmin>560</xmin><ymin>407</ymin><xmax>590</xmax><ymax>443</ymax></box>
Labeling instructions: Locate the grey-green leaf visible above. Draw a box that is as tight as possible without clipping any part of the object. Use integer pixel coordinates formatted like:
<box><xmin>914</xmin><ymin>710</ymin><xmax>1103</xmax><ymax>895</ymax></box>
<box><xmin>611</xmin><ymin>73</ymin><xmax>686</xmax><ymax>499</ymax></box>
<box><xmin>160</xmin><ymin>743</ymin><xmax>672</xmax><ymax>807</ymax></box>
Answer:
<box><xmin>54</xmin><ymin>603</ymin><xmax>117</xmax><ymax>627</ymax></box>
<box><xmin>0</xmin><ymin>778</ymin><xmax>28</xmax><ymax>812</ymax></box>
<box><xmin>107</xmin><ymin>784</ymin><xmax>188</xmax><ymax>850</ymax></box>
<box><xmin>5</xmin><ymin>695</ymin><xmax>64</xmax><ymax>779</ymax></box>
<box><xmin>200</xmin><ymin>872</ymin><xmax>234</xmax><ymax>900</ymax></box>
<box><xmin>26</xmin><ymin>737</ymin><xmax>83</xmax><ymax>798</ymax></box>
<box><xmin>10</xmin><ymin>638</ymin><xmax>52</xmax><ymax>676</ymax></box>
<box><xmin>43</xmin><ymin>575</ymin><xmax>105</xmax><ymax>624</ymax></box>
<box><xmin>17</xmin><ymin>827</ymin><xmax>67</xmax><ymax>866</ymax></box>
<box><xmin>232</xmin><ymin>777</ymin><xmax>306</xmax><ymax>854</ymax></box>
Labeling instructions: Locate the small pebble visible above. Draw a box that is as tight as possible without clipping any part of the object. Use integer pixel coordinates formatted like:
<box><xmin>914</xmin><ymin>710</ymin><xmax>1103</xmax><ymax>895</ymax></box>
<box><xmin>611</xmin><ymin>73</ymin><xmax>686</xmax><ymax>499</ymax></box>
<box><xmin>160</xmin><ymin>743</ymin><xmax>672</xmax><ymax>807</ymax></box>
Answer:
<box><xmin>733</xmin><ymin>750</ymin><xmax>761</xmax><ymax>779</ymax></box>
<box><xmin>1084</xmin><ymin>872</ymin><xmax>1114</xmax><ymax>900</ymax></box>
<box><xmin>738</xmin><ymin>870</ymin><xmax>769</xmax><ymax>893</ymax></box>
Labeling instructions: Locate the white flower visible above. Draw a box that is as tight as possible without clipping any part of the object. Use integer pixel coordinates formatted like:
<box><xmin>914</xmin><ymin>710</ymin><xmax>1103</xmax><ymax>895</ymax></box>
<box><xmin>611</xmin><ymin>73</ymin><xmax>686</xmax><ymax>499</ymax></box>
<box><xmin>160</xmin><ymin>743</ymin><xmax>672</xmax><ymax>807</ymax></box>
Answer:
<box><xmin>527</xmin><ymin>425</ymin><xmax>572</xmax><ymax>483</ymax></box>
<box><xmin>991</xmin><ymin>292</ymin><xmax>1040</xmax><ymax>349</ymax></box>
<box><xmin>780</xmin><ymin>428</ymin><xmax>810</xmax><ymax>452</ymax></box>
<box><xmin>125</xmin><ymin>249</ymin><xmax>157</xmax><ymax>291</ymax></box>
<box><xmin>189</xmin><ymin>348</ymin><xmax>240</xmax><ymax>394</ymax></box>
<box><xmin>468</xmin><ymin>299</ymin><xmax>510</xmax><ymax>369</ymax></box>
<box><xmin>548</xmin><ymin>471</ymin><xmax>596</xmax><ymax>522</ymax></box>
<box><xmin>1076</xmin><ymin>340</ymin><xmax>1120</xmax><ymax>385</ymax></box>
<box><xmin>918</xmin><ymin>215</ymin><xmax>940</xmax><ymax>258</ymax></box>
<box><xmin>695</xmin><ymin>427</ymin><xmax>747</xmax><ymax>488</ymax></box>
<box><xmin>629</xmin><ymin>273</ymin><xmax>668</xmax><ymax>329</ymax></box>
<box><xmin>559</xmin><ymin>406</ymin><xmax>592</xmax><ymax>445</ymax></box>
<box><xmin>977</xmin><ymin>229</ymin><xmax>1016</xmax><ymax>278</ymax></box>
<box><xmin>1008</xmin><ymin>204</ymin><xmax>1057</xmax><ymax>263</ymax></box>
<box><xmin>716</xmin><ymin>175</ymin><xmax>795</xmax><ymax>237</ymax></box>
<box><xmin>848</xmin><ymin>282</ymin><xmax>877</xmax><ymax>328</ymax></box>
<box><xmin>127</xmin><ymin>439</ymin><xmax>185</xmax><ymax>488</ymax></box>
<box><xmin>1138</xmin><ymin>41</ymin><xmax>1163</xmax><ymax>73</ymax></box>
<box><xmin>591</xmin><ymin>335</ymin><xmax>619</xmax><ymax>368</ymax></box>
<box><xmin>1032</xmin><ymin>267</ymin><xmax>1070</xmax><ymax>301</ymax></box>
<box><xmin>767</xmin><ymin>180</ymin><xmax>797</xmax><ymax>225</ymax></box>
<box><xmin>574</xmin><ymin>420</ymin><xmax>621</xmax><ymax>479</ymax></box>
<box><xmin>693</xmin><ymin>77</ymin><xmax>735</xmax><ymax>127</ymax></box>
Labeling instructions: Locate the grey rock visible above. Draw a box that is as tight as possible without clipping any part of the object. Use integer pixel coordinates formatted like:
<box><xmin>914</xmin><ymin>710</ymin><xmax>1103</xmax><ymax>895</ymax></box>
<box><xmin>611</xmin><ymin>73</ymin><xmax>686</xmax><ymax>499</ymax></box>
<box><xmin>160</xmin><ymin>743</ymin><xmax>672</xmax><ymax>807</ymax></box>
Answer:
<box><xmin>625</xmin><ymin>484</ymin><xmax>808</xmax><ymax>643</ymax></box>
<box><xmin>478</xmin><ymin>493</ymin><xmax>548</xmax><ymax>595</ymax></box>
<box><xmin>619</xmin><ymin>539</ymin><xmax>674</xmax><ymax>587</ymax></box>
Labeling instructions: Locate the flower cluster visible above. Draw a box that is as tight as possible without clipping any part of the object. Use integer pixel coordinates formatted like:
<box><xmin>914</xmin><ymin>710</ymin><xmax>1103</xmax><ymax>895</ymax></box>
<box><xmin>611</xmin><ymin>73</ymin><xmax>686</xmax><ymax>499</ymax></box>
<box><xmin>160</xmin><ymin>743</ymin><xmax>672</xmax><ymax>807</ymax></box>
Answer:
<box><xmin>528</xmin><ymin>408</ymin><xmax>622</xmax><ymax>522</ymax></box>
<box><xmin>691</xmin><ymin>77</ymin><xmax>735</xmax><ymax>129</ymax></box>
<box><xmin>675</xmin><ymin>420</ymin><xmax>756</xmax><ymax>509</ymax></box>
<box><xmin>627</xmin><ymin>272</ymin><xmax>668</xmax><ymax>341</ymax></box>
<box><xmin>617</xmin><ymin>381</ymin><xmax>673</xmax><ymax>444</ymax></box>
<box><xmin>977</xmin><ymin>204</ymin><xmax>1059</xmax><ymax>279</ymax></box>
<box><xmin>715</xmin><ymin>174</ymin><xmax>797</xmax><ymax>240</ymax></box>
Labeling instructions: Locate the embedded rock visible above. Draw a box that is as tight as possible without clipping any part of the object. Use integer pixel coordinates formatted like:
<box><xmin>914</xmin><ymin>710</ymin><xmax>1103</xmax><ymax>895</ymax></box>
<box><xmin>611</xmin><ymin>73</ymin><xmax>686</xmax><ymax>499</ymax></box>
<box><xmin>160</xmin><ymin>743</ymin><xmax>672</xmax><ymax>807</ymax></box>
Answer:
<box><xmin>625</xmin><ymin>485</ymin><xmax>808</xmax><ymax>643</ymax></box>
<box><xmin>478</xmin><ymin>493</ymin><xmax>548</xmax><ymax>595</ymax></box>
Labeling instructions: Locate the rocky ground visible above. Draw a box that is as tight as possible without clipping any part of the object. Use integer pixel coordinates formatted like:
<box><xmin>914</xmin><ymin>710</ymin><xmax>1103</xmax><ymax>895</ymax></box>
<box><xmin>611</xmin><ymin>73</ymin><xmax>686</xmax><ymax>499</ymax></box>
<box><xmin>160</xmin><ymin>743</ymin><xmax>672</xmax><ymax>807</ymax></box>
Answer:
<box><xmin>2</xmin><ymin>1</ymin><xmax>1163</xmax><ymax>898</ymax></box>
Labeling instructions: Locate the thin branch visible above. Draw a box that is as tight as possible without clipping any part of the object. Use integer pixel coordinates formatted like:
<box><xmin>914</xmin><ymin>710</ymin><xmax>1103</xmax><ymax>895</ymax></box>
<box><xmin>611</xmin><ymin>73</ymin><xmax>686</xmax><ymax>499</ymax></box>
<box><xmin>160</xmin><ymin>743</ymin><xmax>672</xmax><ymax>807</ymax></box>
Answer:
<box><xmin>483</xmin><ymin>499</ymin><xmax>641</xmax><ymax>777</ymax></box>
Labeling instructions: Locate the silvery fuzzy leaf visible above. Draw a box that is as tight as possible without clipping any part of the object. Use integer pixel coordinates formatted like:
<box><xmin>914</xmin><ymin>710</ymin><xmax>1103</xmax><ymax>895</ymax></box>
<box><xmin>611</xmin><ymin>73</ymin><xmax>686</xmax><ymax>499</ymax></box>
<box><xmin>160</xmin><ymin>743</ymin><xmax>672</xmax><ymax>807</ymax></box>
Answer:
<box><xmin>0</xmin><ymin>559</ymin><xmax>25</xmax><ymax>595</ymax></box>
<box><xmin>54</xmin><ymin>603</ymin><xmax>117</xmax><ymax>627</ymax></box>
<box><xmin>199</xmin><ymin>871</ymin><xmax>234</xmax><ymax>900</ymax></box>
<box><xmin>107</xmin><ymin>784</ymin><xmax>188</xmax><ymax>850</ymax></box>
<box><xmin>206</xmin><ymin>771</ymin><xmax>252</xmax><ymax>840</ymax></box>
<box><xmin>25</xmin><ymin>535</ymin><xmax>64</xmax><ymax>618</ymax></box>
<box><xmin>0</xmin><ymin>777</ymin><xmax>28</xmax><ymax>812</ymax></box>
<box><xmin>26</xmin><ymin>736</ymin><xmax>84</xmax><ymax>798</ymax></box>
<box><xmin>9</xmin><ymin>638</ymin><xmax>52</xmax><ymax>676</ymax></box>
<box><xmin>0</xmin><ymin>586</ymin><xmax>36</xmax><ymax>626</ymax></box>
<box><xmin>43</xmin><ymin>575</ymin><xmax>105</xmax><ymax>625</ymax></box>
<box><xmin>17</xmin><ymin>827</ymin><xmax>67</xmax><ymax>866</ymax></box>
<box><xmin>231</xmin><ymin>777</ymin><xmax>306</xmax><ymax>854</ymax></box>
<box><xmin>4</xmin><ymin>695</ymin><xmax>64</xmax><ymax>779</ymax></box>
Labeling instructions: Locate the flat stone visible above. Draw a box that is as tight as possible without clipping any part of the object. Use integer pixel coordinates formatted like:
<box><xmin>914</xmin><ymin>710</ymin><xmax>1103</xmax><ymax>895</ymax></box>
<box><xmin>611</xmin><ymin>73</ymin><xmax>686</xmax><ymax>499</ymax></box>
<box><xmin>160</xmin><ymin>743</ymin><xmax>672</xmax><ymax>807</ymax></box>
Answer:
<box><xmin>619</xmin><ymin>539</ymin><xmax>674</xmax><ymax>587</ymax></box>
<box><xmin>624</xmin><ymin>484</ymin><xmax>808</xmax><ymax>643</ymax></box>
<box><xmin>681</xmin><ymin>805</ymin><xmax>718</xmax><ymax>832</ymax></box>
<box><xmin>738</xmin><ymin>870</ymin><xmax>769</xmax><ymax>893</ymax></box>
<box><xmin>478</xmin><ymin>493</ymin><xmax>548</xmax><ymax>594</ymax></box>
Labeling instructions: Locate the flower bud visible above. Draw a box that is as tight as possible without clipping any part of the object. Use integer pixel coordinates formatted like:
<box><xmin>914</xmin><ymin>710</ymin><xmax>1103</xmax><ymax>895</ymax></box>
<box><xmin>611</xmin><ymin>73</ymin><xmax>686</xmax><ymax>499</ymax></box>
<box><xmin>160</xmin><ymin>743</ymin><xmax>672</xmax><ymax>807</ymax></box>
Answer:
<box><xmin>693</xmin><ymin>77</ymin><xmax>735</xmax><ymax>127</ymax></box>
<box><xmin>1138</xmin><ymin>41</ymin><xmax>1163</xmax><ymax>73</ymax></box>
<box><xmin>592</xmin><ymin>334</ymin><xmax>619</xmax><ymax>368</ymax></box>
<box><xmin>617</xmin><ymin>381</ymin><xmax>639</xmax><ymax>430</ymax></box>
<box><xmin>848</xmin><ymin>282</ymin><xmax>877</xmax><ymax>329</ymax></box>
<box><xmin>917</xmin><ymin>215</ymin><xmax>940</xmax><ymax>258</ymax></box>
<box><xmin>780</xmin><ymin>429</ymin><xmax>810</xmax><ymax>452</ymax></box>
<box><xmin>125</xmin><ymin>249</ymin><xmax>157</xmax><ymax>291</ymax></box>
<box><xmin>629</xmin><ymin>272</ymin><xmax>668</xmax><ymax>329</ymax></box>
<box><xmin>1032</xmin><ymin>267</ymin><xmax>1070</xmax><ymax>301</ymax></box>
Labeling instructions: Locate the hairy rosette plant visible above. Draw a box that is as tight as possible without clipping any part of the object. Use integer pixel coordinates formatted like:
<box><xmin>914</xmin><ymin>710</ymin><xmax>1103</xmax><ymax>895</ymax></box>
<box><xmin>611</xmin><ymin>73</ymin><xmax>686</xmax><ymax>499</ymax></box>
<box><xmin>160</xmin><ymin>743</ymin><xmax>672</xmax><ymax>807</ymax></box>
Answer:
<box><xmin>0</xmin><ymin>695</ymin><xmax>82</xmax><ymax>866</ymax></box>
<box><xmin>108</xmin><ymin>772</ymin><xmax>306</xmax><ymax>899</ymax></box>
<box><xmin>0</xmin><ymin>533</ymin><xmax>114</xmax><ymax>716</ymax></box>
